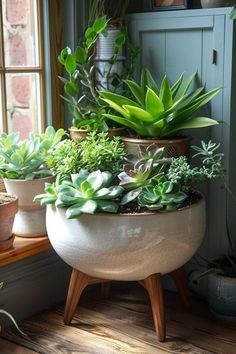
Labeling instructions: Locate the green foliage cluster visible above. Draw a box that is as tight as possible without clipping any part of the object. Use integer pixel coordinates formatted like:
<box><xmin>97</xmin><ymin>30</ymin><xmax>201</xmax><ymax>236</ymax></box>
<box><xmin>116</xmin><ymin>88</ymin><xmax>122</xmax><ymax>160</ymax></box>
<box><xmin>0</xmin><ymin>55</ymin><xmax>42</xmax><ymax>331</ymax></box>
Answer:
<box><xmin>58</xmin><ymin>14</ymin><xmax>138</xmax><ymax>131</ymax></box>
<box><xmin>167</xmin><ymin>141</ymin><xmax>224</xmax><ymax>191</ymax></box>
<box><xmin>36</xmin><ymin>140</ymin><xmax>224</xmax><ymax>216</ymax></box>
<box><xmin>0</xmin><ymin>127</ymin><xmax>65</xmax><ymax>180</ymax></box>
<box><xmin>46</xmin><ymin>132</ymin><xmax>126</xmax><ymax>179</ymax></box>
<box><xmin>100</xmin><ymin>69</ymin><xmax>220</xmax><ymax>138</ymax></box>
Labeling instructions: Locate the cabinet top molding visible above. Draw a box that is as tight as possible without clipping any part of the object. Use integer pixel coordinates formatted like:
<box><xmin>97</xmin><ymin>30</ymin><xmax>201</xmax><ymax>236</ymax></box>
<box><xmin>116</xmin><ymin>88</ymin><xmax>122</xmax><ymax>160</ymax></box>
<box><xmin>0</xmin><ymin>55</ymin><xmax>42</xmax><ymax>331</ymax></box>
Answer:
<box><xmin>127</xmin><ymin>7</ymin><xmax>234</xmax><ymax>20</ymax></box>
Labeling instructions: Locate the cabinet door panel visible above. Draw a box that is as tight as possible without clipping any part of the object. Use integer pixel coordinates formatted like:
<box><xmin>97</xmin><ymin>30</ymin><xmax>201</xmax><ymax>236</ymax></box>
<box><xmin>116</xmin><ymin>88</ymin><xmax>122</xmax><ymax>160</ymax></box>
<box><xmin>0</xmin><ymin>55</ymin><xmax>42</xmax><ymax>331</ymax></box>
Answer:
<box><xmin>127</xmin><ymin>10</ymin><xmax>234</xmax><ymax>262</ymax></box>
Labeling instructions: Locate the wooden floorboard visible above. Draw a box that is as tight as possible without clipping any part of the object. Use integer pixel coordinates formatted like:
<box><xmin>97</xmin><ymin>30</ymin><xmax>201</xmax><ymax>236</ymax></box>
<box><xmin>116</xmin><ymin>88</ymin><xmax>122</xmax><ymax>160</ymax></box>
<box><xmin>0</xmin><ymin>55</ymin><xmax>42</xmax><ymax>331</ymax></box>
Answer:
<box><xmin>1</xmin><ymin>282</ymin><xmax>236</xmax><ymax>354</ymax></box>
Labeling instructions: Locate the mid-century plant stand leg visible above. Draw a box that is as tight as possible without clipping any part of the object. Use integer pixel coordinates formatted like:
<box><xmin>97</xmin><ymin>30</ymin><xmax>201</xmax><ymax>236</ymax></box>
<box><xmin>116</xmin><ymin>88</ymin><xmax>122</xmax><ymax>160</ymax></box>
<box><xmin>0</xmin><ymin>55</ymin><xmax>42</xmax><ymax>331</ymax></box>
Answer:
<box><xmin>100</xmin><ymin>267</ymin><xmax>190</xmax><ymax>304</ymax></box>
<box><xmin>64</xmin><ymin>270</ymin><xmax>167</xmax><ymax>341</ymax></box>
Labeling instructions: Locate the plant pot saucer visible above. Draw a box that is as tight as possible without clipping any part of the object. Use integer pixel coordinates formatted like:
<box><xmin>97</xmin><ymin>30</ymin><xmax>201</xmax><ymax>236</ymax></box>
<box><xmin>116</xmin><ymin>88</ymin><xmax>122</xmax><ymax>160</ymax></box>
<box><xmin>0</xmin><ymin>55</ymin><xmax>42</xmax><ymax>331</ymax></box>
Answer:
<box><xmin>0</xmin><ymin>234</ymin><xmax>15</xmax><ymax>252</ymax></box>
<box><xmin>69</xmin><ymin>127</ymin><xmax>126</xmax><ymax>140</ymax></box>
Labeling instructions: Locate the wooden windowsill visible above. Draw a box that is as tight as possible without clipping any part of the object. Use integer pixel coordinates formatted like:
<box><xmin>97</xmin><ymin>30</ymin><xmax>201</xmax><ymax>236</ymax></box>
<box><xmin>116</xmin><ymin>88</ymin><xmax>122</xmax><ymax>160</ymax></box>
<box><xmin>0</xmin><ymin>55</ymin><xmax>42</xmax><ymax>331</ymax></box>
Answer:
<box><xmin>0</xmin><ymin>236</ymin><xmax>52</xmax><ymax>267</ymax></box>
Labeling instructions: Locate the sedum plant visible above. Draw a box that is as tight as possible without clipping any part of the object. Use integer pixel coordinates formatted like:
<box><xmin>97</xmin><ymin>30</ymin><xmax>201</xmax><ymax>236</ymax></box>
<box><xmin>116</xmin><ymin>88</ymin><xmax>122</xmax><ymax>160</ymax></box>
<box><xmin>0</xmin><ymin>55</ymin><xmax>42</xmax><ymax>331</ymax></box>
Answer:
<box><xmin>58</xmin><ymin>14</ymin><xmax>138</xmax><ymax>131</ymax></box>
<box><xmin>35</xmin><ymin>170</ymin><xmax>124</xmax><ymax>219</ymax></box>
<box><xmin>100</xmin><ymin>69</ymin><xmax>220</xmax><ymax>138</ymax></box>
<box><xmin>0</xmin><ymin>126</ymin><xmax>65</xmax><ymax>180</ymax></box>
<box><xmin>46</xmin><ymin>132</ymin><xmax>126</xmax><ymax>179</ymax></box>
<box><xmin>167</xmin><ymin>141</ymin><xmax>224</xmax><ymax>191</ymax></box>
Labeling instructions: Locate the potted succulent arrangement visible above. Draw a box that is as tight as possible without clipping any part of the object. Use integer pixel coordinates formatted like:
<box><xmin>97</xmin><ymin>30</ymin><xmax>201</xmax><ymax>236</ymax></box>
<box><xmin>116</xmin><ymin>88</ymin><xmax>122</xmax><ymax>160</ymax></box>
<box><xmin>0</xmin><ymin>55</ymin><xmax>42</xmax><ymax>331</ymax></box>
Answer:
<box><xmin>35</xmin><ymin>134</ymin><xmax>224</xmax><ymax>341</ymax></box>
<box><xmin>0</xmin><ymin>126</ymin><xmax>65</xmax><ymax>237</ymax></box>
<box><xmin>58</xmin><ymin>8</ymin><xmax>138</xmax><ymax>138</ymax></box>
<box><xmin>0</xmin><ymin>282</ymin><xmax>25</xmax><ymax>335</ymax></box>
<box><xmin>100</xmin><ymin>68</ymin><xmax>220</xmax><ymax>156</ymax></box>
<box><xmin>0</xmin><ymin>193</ymin><xmax>18</xmax><ymax>251</ymax></box>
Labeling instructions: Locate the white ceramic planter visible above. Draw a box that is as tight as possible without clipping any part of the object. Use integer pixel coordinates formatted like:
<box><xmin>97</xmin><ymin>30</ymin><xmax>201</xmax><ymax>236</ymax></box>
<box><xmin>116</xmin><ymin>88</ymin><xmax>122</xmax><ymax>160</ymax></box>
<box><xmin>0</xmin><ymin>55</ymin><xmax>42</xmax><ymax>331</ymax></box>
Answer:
<box><xmin>46</xmin><ymin>196</ymin><xmax>205</xmax><ymax>281</ymax></box>
<box><xmin>4</xmin><ymin>176</ymin><xmax>54</xmax><ymax>237</ymax></box>
<box><xmin>208</xmin><ymin>274</ymin><xmax>236</xmax><ymax>320</ymax></box>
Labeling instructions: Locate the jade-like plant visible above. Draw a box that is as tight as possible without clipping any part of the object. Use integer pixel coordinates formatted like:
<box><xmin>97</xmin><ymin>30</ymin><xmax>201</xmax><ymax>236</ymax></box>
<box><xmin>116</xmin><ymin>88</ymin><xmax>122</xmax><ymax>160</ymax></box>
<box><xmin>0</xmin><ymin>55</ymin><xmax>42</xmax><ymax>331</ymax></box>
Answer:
<box><xmin>46</xmin><ymin>132</ymin><xmax>126</xmax><ymax>179</ymax></box>
<box><xmin>0</xmin><ymin>126</ymin><xmax>65</xmax><ymax>180</ymax></box>
<box><xmin>35</xmin><ymin>170</ymin><xmax>124</xmax><ymax>219</ymax></box>
<box><xmin>100</xmin><ymin>69</ymin><xmax>220</xmax><ymax>138</ymax></box>
<box><xmin>58</xmin><ymin>14</ymin><xmax>138</xmax><ymax>131</ymax></box>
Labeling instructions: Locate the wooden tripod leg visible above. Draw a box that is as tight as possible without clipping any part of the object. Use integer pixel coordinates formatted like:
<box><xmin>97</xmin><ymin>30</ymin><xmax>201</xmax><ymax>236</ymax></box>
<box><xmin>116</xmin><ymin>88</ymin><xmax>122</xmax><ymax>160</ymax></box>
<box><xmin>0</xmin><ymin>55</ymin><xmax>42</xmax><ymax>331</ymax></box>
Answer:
<box><xmin>101</xmin><ymin>282</ymin><xmax>111</xmax><ymax>299</ymax></box>
<box><xmin>64</xmin><ymin>269</ymin><xmax>90</xmax><ymax>325</ymax></box>
<box><xmin>170</xmin><ymin>266</ymin><xmax>190</xmax><ymax>308</ymax></box>
<box><xmin>143</xmin><ymin>274</ymin><xmax>166</xmax><ymax>342</ymax></box>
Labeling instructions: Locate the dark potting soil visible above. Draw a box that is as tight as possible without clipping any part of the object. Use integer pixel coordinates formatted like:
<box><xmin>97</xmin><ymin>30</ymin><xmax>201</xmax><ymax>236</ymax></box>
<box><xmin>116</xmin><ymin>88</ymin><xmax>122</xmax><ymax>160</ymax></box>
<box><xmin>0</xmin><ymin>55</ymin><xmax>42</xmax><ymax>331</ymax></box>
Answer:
<box><xmin>117</xmin><ymin>191</ymin><xmax>202</xmax><ymax>214</ymax></box>
<box><xmin>0</xmin><ymin>194</ymin><xmax>17</xmax><ymax>205</ymax></box>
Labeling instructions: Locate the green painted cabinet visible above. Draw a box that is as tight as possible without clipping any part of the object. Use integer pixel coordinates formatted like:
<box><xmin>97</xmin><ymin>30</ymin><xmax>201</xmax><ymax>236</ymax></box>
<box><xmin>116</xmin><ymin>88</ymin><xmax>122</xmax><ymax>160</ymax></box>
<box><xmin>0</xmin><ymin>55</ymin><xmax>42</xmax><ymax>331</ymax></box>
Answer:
<box><xmin>127</xmin><ymin>7</ymin><xmax>236</xmax><ymax>260</ymax></box>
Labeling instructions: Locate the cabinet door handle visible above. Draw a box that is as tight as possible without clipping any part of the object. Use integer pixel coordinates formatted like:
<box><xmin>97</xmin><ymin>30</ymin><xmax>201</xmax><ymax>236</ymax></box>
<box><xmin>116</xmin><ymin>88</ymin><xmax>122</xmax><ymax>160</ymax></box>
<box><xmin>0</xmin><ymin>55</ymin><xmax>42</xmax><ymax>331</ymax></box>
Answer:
<box><xmin>212</xmin><ymin>49</ymin><xmax>217</xmax><ymax>65</ymax></box>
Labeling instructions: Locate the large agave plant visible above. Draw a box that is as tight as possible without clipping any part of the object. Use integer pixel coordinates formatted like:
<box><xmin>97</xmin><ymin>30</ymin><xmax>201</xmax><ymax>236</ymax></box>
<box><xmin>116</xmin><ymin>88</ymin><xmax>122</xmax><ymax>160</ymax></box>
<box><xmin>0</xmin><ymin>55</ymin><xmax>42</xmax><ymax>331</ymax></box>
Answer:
<box><xmin>100</xmin><ymin>69</ymin><xmax>220</xmax><ymax>138</ymax></box>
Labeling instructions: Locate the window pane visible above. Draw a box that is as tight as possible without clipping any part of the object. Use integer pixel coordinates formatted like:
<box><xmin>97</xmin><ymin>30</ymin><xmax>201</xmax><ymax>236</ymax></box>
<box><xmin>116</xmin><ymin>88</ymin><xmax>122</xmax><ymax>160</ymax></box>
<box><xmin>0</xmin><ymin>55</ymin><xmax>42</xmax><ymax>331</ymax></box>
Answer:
<box><xmin>2</xmin><ymin>0</ymin><xmax>39</xmax><ymax>67</ymax></box>
<box><xmin>6</xmin><ymin>73</ymin><xmax>41</xmax><ymax>139</ymax></box>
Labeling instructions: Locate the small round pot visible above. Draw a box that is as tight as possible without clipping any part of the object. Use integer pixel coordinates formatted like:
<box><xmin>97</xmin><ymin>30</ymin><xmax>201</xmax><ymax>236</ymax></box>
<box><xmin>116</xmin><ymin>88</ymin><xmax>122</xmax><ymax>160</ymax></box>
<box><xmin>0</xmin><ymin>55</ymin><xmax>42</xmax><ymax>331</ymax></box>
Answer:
<box><xmin>69</xmin><ymin>127</ymin><xmax>126</xmax><ymax>140</ymax></box>
<box><xmin>208</xmin><ymin>274</ymin><xmax>236</xmax><ymax>320</ymax></box>
<box><xmin>201</xmin><ymin>0</ymin><xmax>236</xmax><ymax>8</ymax></box>
<box><xmin>0</xmin><ymin>193</ymin><xmax>18</xmax><ymax>251</ymax></box>
<box><xmin>121</xmin><ymin>135</ymin><xmax>191</xmax><ymax>157</ymax></box>
<box><xmin>46</xmin><ymin>195</ymin><xmax>205</xmax><ymax>281</ymax></box>
<box><xmin>4</xmin><ymin>176</ymin><xmax>54</xmax><ymax>237</ymax></box>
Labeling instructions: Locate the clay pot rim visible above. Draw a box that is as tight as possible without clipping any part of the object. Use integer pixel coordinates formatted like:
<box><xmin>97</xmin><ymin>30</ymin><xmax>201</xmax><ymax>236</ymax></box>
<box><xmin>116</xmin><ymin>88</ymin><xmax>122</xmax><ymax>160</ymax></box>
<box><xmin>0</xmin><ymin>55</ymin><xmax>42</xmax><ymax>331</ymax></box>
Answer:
<box><xmin>0</xmin><ymin>193</ymin><xmax>18</xmax><ymax>206</ymax></box>
<box><xmin>121</xmin><ymin>135</ymin><xmax>192</xmax><ymax>144</ymax></box>
<box><xmin>69</xmin><ymin>127</ymin><xmax>126</xmax><ymax>132</ymax></box>
<box><xmin>3</xmin><ymin>175</ymin><xmax>54</xmax><ymax>183</ymax></box>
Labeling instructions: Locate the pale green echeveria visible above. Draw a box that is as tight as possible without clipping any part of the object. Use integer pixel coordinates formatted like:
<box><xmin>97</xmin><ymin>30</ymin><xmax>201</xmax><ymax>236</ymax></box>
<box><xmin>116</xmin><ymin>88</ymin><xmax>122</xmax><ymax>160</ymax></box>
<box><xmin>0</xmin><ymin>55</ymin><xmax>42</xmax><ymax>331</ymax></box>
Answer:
<box><xmin>34</xmin><ymin>169</ymin><xmax>124</xmax><ymax>219</ymax></box>
<box><xmin>138</xmin><ymin>176</ymin><xmax>187</xmax><ymax>211</ymax></box>
<box><xmin>0</xmin><ymin>126</ymin><xmax>65</xmax><ymax>180</ymax></box>
<box><xmin>100</xmin><ymin>69</ymin><xmax>220</xmax><ymax>138</ymax></box>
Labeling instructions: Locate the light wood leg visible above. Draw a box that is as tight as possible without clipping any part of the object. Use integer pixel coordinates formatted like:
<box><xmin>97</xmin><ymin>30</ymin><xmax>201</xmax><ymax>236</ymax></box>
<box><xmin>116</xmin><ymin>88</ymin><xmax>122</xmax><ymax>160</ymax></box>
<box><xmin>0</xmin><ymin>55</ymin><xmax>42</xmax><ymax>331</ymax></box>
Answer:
<box><xmin>143</xmin><ymin>273</ymin><xmax>166</xmax><ymax>342</ymax></box>
<box><xmin>170</xmin><ymin>266</ymin><xmax>190</xmax><ymax>308</ymax></box>
<box><xmin>101</xmin><ymin>282</ymin><xmax>111</xmax><ymax>299</ymax></box>
<box><xmin>64</xmin><ymin>269</ymin><xmax>90</xmax><ymax>325</ymax></box>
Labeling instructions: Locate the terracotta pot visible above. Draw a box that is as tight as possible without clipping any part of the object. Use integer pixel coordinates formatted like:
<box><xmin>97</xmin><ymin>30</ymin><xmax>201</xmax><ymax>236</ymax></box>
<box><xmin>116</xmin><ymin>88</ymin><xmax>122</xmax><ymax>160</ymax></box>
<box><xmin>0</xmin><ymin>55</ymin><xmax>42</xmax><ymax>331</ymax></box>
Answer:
<box><xmin>121</xmin><ymin>135</ymin><xmax>191</xmax><ymax>157</ymax></box>
<box><xmin>0</xmin><ymin>179</ymin><xmax>5</xmax><ymax>192</ymax></box>
<box><xmin>0</xmin><ymin>193</ymin><xmax>18</xmax><ymax>251</ymax></box>
<box><xmin>69</xmin><ymin>127</ymin><xmax>126</xmax><ymax>140</ymax></box>
<box><xmin>46</xmin><ymin>194</ymin><xmax>205</xmax><ymax>281</ymax></box>
<box><xmin>4</xmin><ymin>176</ymin><xmax>54</xmax><ymax>237</ymax></box>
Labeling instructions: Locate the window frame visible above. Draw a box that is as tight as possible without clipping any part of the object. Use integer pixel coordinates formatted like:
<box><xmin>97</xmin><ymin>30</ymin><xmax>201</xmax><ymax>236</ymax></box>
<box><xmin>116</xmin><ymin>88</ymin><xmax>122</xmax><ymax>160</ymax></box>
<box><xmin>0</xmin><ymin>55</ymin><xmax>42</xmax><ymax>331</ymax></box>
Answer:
<box><xmin>0</xmin><ymin>0</ymin><xmax>46</xmax><ymax>133</ymax></box>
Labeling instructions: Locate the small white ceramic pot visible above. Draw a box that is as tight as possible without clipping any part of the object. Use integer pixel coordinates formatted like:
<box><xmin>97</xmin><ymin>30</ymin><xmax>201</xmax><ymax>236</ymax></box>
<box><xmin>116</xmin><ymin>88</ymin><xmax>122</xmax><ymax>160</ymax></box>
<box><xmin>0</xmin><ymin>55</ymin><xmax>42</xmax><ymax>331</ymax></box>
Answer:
<box><xmin>4</xmin><ymin>176</ymin><xmax>54</xmax><ymax>237</ymax></box>
<box><xmin>46</xmin><ymin>195</ymin><xmax>205</xmax><ymax>281</ymax></box>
